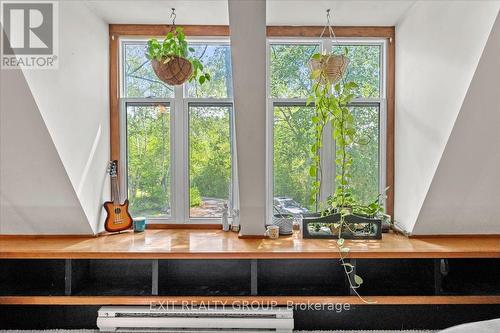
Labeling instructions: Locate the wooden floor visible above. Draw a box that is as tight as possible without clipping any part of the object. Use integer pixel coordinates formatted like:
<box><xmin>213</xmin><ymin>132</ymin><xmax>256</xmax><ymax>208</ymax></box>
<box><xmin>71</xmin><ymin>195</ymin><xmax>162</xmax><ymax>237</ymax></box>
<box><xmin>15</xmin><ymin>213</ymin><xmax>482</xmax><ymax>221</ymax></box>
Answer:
<box><xmin>1</xmin><ymin>229</ymin><xmax>499</xmax><ymax>259</ymax></box>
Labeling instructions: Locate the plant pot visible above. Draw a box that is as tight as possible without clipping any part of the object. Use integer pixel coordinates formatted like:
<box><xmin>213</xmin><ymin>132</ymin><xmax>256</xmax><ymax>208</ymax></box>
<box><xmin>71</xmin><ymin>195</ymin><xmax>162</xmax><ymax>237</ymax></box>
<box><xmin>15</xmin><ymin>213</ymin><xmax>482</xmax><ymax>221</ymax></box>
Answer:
<box><xmin>302</xmin><ymin>213</ymin><xmax>381</xmax><ymax>240</ymax></box>
<box><xmin>151</xmin><ymin>56</ymin><xmax>193</xmax><ymax>86</ymax></box>
<box><xmin>309</xmin><ymin>54</ymin><xmax>349</xmax><ymax>84</ymax></box>
<box><xmin>269</xmin><ymin>213</ymin><xmax>294</xmax><ymax>235</ymax></box>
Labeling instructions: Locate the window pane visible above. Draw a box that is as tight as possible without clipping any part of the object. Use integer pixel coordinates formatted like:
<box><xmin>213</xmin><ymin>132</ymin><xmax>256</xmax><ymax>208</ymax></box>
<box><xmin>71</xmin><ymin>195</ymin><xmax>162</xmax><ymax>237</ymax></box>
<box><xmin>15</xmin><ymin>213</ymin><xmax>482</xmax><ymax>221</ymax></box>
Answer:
<box><xmin>270</xmin><ymin>44</ymin><xmax>319</xmax><ymax>99</ymax></box>
<box><xmin>187</xmin><ymin>44</ymin><xmax>232</xmax><ymax>98</ymax></box>
<box><xmin>333</xmin><ymin>45</ymin><xmax>381</xmax><ymax>98</ymax></box>
<box><xmin>345</xmin><ymin>105</ymin><xmax>380</xmax><ymax>204</ymax></box>
<box><xmin>189</xmin><ymin>105</ymin><xmax>232</xmax><ymax>218</ymax></box>
<box><xmin>127</xmin><ymin>104</ymin><xmax>171</xmax><ymax>217</ymax></box>
<box><xmin>123</xmin><ymin>43</ymin><xmax>174</xmax><ymax>98</ymax></box>
<box><xmin>273</xmin><ymin>106</ymin><xmax>315</xmax><ymax>214</ymax></box>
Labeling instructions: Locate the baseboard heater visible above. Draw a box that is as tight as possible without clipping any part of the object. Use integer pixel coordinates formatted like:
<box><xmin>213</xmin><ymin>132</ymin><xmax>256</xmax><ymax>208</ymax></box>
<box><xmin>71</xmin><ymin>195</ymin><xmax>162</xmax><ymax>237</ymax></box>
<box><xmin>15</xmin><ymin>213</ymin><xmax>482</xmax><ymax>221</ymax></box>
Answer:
<box><xmin>97</xmin><ymin>306</ymin><xmax>294</xmax><ymax>332</ymax></box>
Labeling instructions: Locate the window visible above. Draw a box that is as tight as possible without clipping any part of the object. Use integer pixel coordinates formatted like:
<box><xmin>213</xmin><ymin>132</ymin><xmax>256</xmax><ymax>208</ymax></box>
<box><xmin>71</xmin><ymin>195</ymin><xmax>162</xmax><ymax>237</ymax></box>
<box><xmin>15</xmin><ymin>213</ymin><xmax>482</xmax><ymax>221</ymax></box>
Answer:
<box><xmin>117</xmin><ymin>31</ymin><xmax>389</xmax><ymax>225</ymax></box>
<box><xmin>268</xmin><ymin>39</ymin><xmax>386</xmax><ymax>216</ymax></box>
<box><xmin>126</xmin><ymin>103</ymin><xmax>171</xmax><ymax>218</ymax></box>
<box><xmin>121</xmin><ymin>39</ymin><xmax>233</xmax><ymax>223</ymax></box>
<box><xmin>189</xmin><ymin>104</ymin><xmax>232</xmax><ymax>218</ymax></box>
<box><xmin>123</xmin><ymin>43</ymin><xmax>173</xmax><ymax>98</ymax></box>
<box><xmin>273</xmin><ymin>104</ymin><xmax>316</xmax><ymax>211</ymax></box>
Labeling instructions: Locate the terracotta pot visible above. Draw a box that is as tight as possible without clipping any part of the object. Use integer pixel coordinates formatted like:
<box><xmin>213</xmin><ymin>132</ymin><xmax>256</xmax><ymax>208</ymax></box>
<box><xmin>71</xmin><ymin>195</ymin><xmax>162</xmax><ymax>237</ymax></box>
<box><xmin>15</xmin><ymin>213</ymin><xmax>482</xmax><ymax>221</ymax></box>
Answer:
<box><xmin>151</xmin><ymin>56</ymin><xmax>193</xmax><ymax>86</ymax></box>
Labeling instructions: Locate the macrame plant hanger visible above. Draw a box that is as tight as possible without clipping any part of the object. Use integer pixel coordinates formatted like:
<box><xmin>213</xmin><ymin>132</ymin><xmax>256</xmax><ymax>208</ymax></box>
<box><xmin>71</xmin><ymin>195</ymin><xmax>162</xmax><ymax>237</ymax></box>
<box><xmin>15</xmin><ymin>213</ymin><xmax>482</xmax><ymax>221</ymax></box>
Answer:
<box><xmin>310</xmin><ymin>9</ymin><xmax>349</xmax><ymax>84</ymax></box>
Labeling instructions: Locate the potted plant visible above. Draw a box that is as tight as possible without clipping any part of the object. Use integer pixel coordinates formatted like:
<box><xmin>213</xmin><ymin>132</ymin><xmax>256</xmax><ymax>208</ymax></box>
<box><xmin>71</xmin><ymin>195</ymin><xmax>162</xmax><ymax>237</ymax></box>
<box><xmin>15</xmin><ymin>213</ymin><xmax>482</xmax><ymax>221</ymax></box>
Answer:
<box><xmin>146</xmin><ymin>26</ymin><xmax>210</xmax><ymax>86</ymax></box>
<box><xmin>302</xmin><ymin>49</ymin><xmax>386</xmax><ymax>240</ymax></box>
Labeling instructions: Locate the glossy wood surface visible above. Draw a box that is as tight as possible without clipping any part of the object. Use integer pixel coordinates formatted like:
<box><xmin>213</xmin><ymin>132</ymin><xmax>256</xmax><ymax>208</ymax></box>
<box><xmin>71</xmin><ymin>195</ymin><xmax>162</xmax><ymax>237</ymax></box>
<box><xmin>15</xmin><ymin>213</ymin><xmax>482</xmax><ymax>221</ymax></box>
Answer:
<box><xmin>0</xmin><ymin>230</ymin><xmax>498</xmax><ymax>259</ymax></box>
<box><xmin>0</xmin><ymin>295</ymin><xmax>498</xmax><ymax>305</ymax></box>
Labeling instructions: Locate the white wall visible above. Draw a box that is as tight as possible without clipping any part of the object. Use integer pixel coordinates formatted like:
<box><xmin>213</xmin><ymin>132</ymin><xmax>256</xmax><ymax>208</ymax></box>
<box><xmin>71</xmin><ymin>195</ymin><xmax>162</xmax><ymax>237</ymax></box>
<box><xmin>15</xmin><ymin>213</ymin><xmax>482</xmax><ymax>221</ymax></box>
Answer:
<box><xmin>21</xmin><ymin>1</ymin><xmax>110</xmax><ymax>233</ymax></box>
<box><xmin>0</xmin><ymin>1</ymin><xmax>109</xmax><ymax>234</ymax></box>
<box><xmin>394</xmin><ymin>1</ymin><xmax>500</xmax><ymax>233</ymax></box>
<box><xmin>413</xmin><ymin>12</ymin><xmax>500</xmax><ymax>235</ymax></box>
<box><xmin>228</xmin><ymin>0</ymin><xmax>267</xmax><ymax>236</ymax></box>
<box><xmin>0</xmin><ymin>69</ymin><xmax>93</xmax><ymax>234</ymax></box>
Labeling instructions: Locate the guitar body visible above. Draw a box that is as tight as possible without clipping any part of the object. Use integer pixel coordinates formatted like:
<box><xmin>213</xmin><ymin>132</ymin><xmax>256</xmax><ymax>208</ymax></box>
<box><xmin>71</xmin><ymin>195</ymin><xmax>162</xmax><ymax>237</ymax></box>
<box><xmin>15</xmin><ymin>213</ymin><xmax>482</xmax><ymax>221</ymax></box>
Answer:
<box><xmin>104</xmin><ymin>199</ymin><xmax>133</xmax><ymax>232</ymax></box>
<box><xmin>104</xmin><ymin>160</ymin><xmax>133</xmax><ymax>233</ymax></box>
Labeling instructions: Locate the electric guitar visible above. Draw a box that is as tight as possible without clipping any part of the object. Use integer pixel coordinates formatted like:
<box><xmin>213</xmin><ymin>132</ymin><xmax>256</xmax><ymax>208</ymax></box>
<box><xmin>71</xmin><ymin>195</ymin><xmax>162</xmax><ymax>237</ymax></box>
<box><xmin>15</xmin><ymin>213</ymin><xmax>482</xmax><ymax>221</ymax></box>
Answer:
<box><xmin>104</xmin><ymin>160</ymin><xmax>132</xmax><ymax>232</ymax></box>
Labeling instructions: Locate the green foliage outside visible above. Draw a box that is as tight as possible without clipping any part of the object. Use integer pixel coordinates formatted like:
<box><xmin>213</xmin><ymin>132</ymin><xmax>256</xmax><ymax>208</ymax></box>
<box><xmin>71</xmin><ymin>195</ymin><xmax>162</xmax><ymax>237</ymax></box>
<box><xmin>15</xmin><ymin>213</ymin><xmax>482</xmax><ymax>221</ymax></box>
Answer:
<box><xmin>270</xmin><ymin>44</ymin><xmax>318</xmax><ymax>210</ymax></box>
<box><xmin>125</xmin><ymin>43</ymin><xmax>232</xmax><ymax>218</ymax></box>
<box><xmin>190</xmin><ymin>187</ymin><xmax>202</xmax><ymax>207</ymax></box>
<box><xmin>127</xmin><ymin>105</ymin><xmax>171</xmax><ymax>217</ymax></box>
<box><xmin>125</xmin><ymin>41</ymin><xmax>381</xmax><ymax>218</ymax></box>
<box><xmin>189</xmin><ymin>106</ymin><xmax>231</xmax><ymax>215</ymax></box>
<box><xmin>271</xmin><ymin>44</ymin><xmax>381</xmax><ymax>210</ymax></box>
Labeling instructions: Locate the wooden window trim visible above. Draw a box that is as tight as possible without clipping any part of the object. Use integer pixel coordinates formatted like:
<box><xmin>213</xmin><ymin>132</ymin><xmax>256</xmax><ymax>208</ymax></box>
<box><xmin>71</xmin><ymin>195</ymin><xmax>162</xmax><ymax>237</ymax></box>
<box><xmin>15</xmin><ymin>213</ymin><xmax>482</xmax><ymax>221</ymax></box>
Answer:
<box><xmin>109</xmin><ymin>24</ymin><xmax>395</xmax><ymax>217</ymax></box>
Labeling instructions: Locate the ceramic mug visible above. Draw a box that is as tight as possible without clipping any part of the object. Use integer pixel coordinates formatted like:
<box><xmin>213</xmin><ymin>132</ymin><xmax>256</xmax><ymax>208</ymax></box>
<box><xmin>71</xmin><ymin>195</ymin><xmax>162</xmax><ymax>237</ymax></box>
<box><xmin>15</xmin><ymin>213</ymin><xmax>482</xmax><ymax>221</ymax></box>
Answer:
<box><xmin>133</xmin><ymin>217</ymin><xmax>146</xmax><ymax>232</ymax></box>
<box><xmin>265</xmin><ymin>225</ymin><xmax>280</xmax><ymax>239</ymax></box>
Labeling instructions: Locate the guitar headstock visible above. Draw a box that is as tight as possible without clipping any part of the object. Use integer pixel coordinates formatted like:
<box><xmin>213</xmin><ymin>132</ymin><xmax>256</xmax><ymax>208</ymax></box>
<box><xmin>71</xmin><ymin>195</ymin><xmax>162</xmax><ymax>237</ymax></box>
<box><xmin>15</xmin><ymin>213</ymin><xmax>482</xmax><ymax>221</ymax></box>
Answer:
<box><xmin>108</xmin><ymin>160</ymin><xmax>118</xmax><ymax>177</ymax></box>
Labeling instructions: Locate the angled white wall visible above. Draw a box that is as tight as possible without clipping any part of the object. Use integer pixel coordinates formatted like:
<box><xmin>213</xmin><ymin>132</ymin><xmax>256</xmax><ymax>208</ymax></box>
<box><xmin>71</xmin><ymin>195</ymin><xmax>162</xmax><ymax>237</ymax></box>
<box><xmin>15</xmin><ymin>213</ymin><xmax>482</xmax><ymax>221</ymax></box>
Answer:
<box><xmin>413</xmin><ymin>12</ymin><xmax>500</xmax><ymax>235</ymax></box>
<box><xmin>228</xmin><ymin>0</ymin><xmax>267</xmax><ymax>236</ymax></box>
<box><xmin>0</xmin><ymin>1</ymin><xmax>109</xmax><ymax>234</ymax></box>
<box><xmin>0</xmin><ymin>69</ymin><xmax>92</xmax><ymax>234</ymax></box>
<box><xmin>394</xmin><ymin>1</ymin><xmax>500</xmax><ymax>233</ymax></box>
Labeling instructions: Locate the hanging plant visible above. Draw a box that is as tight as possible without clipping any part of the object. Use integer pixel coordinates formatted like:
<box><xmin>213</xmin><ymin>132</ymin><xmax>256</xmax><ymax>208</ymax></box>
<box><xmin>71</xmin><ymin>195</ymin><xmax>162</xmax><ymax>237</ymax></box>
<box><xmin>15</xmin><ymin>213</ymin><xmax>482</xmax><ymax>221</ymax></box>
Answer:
<box><xmin>308</xmin><ymin>10</ymin><xmax>349</xmax><ymax>85</ymax></box>
<box><xmin>145</xmin><ymin>9</ymin><xmax>210</xmax><ymax>86</ymax></box>
<box><xmin>303</xmin><ymin>9</ymin><xmax>391</xmax><ymax>304</ymax></box>
<box><xmin>309</xmin><ymin>52</ymin><xmax>349</xmax><ymax>84</ymax></box>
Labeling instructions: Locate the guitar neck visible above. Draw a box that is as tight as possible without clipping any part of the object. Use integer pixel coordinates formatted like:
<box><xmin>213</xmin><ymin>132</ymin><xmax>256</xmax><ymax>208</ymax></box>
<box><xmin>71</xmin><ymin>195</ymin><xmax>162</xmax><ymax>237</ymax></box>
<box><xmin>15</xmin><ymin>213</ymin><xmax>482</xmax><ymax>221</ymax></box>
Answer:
<box><xmin>111</xmin><ymin>175</ymin><xmax>120</xmax><ymax>205</ymax></box>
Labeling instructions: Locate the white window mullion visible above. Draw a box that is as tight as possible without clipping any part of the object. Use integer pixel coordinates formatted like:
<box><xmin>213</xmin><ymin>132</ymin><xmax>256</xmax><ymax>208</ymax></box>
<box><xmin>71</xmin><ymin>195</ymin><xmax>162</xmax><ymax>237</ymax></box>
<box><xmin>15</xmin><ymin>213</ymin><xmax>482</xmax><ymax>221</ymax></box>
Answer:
<box><xmin>379</xmin><ymin>99</ymin><xmax>387</xmax><ymax>207</ymax></box>
<box><xmin>173</xmin><ymin>85</ymin><xmax>186</xmax><ymax>223</ymax></box>
<box><xmin>266</xmin><ymin>99</ymin><xmax>274</xmax><ymax>223</ymax></box>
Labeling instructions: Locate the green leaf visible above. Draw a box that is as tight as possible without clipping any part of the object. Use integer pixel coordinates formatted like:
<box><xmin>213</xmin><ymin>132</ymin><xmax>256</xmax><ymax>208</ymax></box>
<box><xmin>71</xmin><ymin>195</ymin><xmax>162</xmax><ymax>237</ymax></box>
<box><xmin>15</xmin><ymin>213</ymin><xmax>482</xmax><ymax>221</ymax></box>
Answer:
<box><xmin>341</xmin><ymin>262</ymin><xmax>354</xmax><ymax>273</ymax></box>
<box><xmin>306</xmin><ymin>96</ymin><xmax>314</xmax><ymax>106</ymax></box>
<box><xmin>309</xmin><ymin>166</ymin><xmax>317</xmax><ymax>177</ymax></box>
<box><xmin>198</xmin><ymin>75</ymin><xmax>206</xmax><ymax>84</ymax></box>
<box><xmin>312</xmin><ymin>53</ymin><xmax>322</xmax><ymax>60</ymax></box>
<box><xmin>354</xmin><ymin>274</ymin><xmax>364</xmax><ymax>286</ymax></box>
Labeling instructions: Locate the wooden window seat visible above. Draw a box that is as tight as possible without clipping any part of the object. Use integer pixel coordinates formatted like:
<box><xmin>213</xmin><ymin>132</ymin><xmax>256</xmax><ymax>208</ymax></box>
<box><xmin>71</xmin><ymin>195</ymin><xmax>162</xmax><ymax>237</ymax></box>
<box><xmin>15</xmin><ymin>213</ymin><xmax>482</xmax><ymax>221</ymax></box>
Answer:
<box><xmin>0</xmin><ymin>230</ymin><xmax>499</xmax><ymax>306</ymax></box>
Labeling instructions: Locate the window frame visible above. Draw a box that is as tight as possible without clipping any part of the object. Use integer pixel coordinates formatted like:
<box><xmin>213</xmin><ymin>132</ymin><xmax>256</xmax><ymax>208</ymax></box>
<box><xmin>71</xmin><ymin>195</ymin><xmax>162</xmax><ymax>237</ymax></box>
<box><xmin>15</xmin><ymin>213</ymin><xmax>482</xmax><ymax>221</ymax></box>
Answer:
<box><xmin>119</xmin><ymin>37</ymin><xmax>234</xmax><ymax>224</ymax></box>
<box><xmin>266</xmin><ymin>37</ymin><xmax>387</xmax><ymax>222</ymax></box>
<box><xmin>109</xmin><ymin>25</ymin><xmax>395</xmax><ymax>227</ymax></box>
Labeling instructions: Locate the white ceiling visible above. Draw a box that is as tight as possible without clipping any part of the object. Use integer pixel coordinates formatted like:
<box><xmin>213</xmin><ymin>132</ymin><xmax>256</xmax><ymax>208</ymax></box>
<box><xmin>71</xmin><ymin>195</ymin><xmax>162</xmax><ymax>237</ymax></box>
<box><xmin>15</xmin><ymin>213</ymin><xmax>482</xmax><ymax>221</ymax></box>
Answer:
<box><xmin>84</xmin><ymin>0</ymin><xmax>416</xmax><ymax>26</ymax></box>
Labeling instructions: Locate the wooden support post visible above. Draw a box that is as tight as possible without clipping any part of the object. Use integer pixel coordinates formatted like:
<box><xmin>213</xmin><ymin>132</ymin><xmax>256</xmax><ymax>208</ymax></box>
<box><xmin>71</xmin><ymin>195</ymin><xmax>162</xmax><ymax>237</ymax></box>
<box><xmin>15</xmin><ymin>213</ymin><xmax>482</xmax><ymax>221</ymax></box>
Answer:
<box><xmin>152</xmin><ymin>259</ymin><xmax>159</xmax><ymax>296</ymax></box>
<box><xmin>64</xmin><ymin>259</ymin><xmax>72</xmax><ymax>296</ymax></box>
<box><xmin>251</xmin><ymin>259</ymin><xmax>258</xmax><ymax>295</ymax></box>
<box><xmin>434</xmin><ymin>259</ymin><xmax>448</xmax><ymax>295</ymax></box>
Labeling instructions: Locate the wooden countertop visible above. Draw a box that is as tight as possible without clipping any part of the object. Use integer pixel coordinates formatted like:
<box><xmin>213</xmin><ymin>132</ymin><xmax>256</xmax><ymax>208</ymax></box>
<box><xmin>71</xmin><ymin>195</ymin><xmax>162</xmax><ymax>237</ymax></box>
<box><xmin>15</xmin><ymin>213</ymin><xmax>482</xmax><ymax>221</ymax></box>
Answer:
<box><xmin>0</xmin><ymin>230</ymin><xmax>499</xmax><ymax>259</ymax></box>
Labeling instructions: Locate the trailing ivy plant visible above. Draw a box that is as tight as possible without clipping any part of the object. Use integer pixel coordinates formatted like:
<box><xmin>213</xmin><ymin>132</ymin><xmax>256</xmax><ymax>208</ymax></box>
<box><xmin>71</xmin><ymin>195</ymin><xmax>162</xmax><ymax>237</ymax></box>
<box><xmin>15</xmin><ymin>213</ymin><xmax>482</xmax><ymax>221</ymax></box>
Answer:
<box><xmin>306</xmin><ymin>49</ymin><xmax>384</xmax><ymax>303</ymax></box>
<box><xmin>146</xmin><ymin>27</ymin><xmax>211</xmax><ymax>84</ymax></box>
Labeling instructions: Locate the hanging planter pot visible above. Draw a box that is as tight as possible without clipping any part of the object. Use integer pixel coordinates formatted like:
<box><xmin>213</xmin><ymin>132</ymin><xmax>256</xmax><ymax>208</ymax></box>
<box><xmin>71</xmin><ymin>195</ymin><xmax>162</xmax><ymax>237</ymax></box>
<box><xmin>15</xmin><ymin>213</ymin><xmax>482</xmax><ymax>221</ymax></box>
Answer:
<box><xmin>146</xmin><ymin>8</ymin><xmax>210</xmax><ymax>87</ymax></box>
<box><xmin>309</xmin><ymin>54</ymin><xmax>349</xmax><ymax>84</ymax></box>
<box><xmin>309</xmin><ymin>9</ymin><xmax>350</xmax><ymax>84</ymax></box>
<box><xmin>151</xmin><ymin>56</ymin><xmax>193</xmax><ymax>86</ymax></box>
